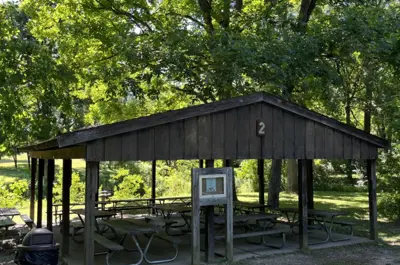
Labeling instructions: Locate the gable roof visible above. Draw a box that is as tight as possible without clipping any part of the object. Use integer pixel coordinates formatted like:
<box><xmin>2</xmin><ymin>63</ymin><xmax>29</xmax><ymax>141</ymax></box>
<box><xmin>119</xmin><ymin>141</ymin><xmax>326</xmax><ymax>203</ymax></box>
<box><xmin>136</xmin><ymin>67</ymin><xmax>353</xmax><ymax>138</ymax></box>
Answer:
<box><xmin>54</xmin><ymin>92</ymin><xmax>389</xmax><ymax>149</ymax></box>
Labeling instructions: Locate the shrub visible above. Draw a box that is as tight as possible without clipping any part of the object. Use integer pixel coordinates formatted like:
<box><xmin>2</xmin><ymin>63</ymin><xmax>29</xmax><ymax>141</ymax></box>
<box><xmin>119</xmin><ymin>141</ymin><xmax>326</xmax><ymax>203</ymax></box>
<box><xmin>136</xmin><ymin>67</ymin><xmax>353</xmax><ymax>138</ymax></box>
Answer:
<box><xmin>378</xmin><ymin>192</ymin><xmax>400</xmax><ymax>221</ymax></box>
<box><xmin>0</xmin><ymin>179</ymin><xmax>29</xmax><ymax>207</ymax></box>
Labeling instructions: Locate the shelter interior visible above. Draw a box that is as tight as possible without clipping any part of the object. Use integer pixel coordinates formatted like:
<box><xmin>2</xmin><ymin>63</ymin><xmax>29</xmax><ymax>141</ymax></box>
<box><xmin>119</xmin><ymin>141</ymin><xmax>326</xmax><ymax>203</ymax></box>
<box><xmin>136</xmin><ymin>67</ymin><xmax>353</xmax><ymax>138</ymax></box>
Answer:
<box><xmin>19</xmin><ymin>92</ymin><xmax>389</xmax><ymax>265</ymax></box>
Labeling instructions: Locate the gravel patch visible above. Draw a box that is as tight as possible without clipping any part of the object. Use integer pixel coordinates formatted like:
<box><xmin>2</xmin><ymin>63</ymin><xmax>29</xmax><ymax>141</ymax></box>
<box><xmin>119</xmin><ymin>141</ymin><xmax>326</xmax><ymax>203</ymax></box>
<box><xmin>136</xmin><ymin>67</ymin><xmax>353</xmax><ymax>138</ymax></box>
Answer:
<box><xmin>224</xmin><ymin>244</ymin><xmax>400</xmax><ymax>265</ymax></box>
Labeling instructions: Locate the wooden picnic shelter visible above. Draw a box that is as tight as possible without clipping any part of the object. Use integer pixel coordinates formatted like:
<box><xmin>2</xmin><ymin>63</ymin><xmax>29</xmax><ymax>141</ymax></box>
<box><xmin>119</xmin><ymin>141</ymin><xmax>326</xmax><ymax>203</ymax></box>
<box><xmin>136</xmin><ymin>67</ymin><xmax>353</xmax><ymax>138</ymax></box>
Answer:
<box><xmin>19</xmin><ymin>92</ymin><xmax>389</xmax><ymax>265</ymax></box>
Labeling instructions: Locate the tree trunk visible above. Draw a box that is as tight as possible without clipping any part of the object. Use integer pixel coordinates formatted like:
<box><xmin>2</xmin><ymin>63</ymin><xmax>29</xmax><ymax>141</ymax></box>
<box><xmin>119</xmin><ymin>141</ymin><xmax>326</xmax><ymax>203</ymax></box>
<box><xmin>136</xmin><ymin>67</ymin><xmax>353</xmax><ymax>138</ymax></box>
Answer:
<box><xmin>345</xmin><ymin>103</ymin><xmax>353</xmax><ymax>183</ymax></box>
<box><xmin>298</xmin><ymin>0</ymin><xmax>317</xmax><ymax>31</ymax></box>
<box><xmin>27</xmin><ymin>154</ymin><xmax>31</xmax><ymax>170</ymax></box>
<box><xmin>12</xmin><ymin>149</ymin><xmax>18</xmax><ymax>169</ymax></box>
<box><xmin>286</xmin><ymin>160</ymin><xmax>298</xmax><ymax>193</ymax></box>
<box><xmin>267</xmin><ymin>159</ymin><xmax>282</xmax><ymax>208</ymax></box>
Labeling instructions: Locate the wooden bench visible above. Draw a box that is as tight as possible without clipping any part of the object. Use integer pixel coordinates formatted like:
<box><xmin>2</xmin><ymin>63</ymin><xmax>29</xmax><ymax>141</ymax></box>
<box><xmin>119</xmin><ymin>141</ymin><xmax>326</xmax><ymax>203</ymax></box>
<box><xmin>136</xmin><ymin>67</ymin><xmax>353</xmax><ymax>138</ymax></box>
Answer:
<box><xmin>215</xmin><ymin>228</ymin><xmax>288</xmax><ymax>249</ymax></box>
<box><xmin>20</xmin><ymin>214</ymin><xmax>35</xmax><ymax>229</ymax></box>
<box><xmin>93</xmin><ymin>233</ymin><xmax>124</xmax><ymax>265</ymax></box>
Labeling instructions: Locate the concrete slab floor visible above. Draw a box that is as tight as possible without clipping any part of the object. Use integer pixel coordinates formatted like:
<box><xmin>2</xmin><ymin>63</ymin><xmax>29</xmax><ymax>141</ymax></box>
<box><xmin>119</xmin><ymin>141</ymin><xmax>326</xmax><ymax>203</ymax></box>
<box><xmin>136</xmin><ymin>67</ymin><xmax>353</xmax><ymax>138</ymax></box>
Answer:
<box><xmin>54</xmin><ymin>224</ymin><xmax>372</xmax><ymax>265</ymax></box>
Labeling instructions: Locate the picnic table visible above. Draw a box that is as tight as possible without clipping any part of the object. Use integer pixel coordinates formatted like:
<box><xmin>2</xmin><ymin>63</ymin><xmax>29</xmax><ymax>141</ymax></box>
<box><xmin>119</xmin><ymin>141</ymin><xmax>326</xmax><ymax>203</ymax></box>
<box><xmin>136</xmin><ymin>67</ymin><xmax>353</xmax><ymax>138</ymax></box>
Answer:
<box><xmin>0</xmin><ymin>208</ymin><xmax>20</xmax><ymax>219</ymax></box>
<box><xmin>71</xmin><ymin>208</ymin><xmax>116</xmax><ymax>234</ymax></box>
<box><xmin>0</xmin><ymin>216</ymin><xmax>17</xmax><ymax>240</ymax></box>
<box><xmin>101</xmin><ymin>219</ymin><xmax>179</xmax><ymax>265</ymax></box>
<box><xmin>150</xmin><ymin>205</ymin><xmax>192</xmax><ymax>229</ymax></box>
<box><xmin>53</xmin><ymin>201</ymin><xmax>110</xmax><ymax>224</ymax></box>
<box><xmin>213</xmin><ymin>213</ymin><xmax>287</xmax><ymax>249</ymax></box>
<box><xmin>276</xmin><ymin>207</ymin><xmax>352</xmax><ymax>243</ymax></box>
<box><xmin>233</xmin><ymin>202</ymin><xmax>268</xmax><ymax>214</ymax></box>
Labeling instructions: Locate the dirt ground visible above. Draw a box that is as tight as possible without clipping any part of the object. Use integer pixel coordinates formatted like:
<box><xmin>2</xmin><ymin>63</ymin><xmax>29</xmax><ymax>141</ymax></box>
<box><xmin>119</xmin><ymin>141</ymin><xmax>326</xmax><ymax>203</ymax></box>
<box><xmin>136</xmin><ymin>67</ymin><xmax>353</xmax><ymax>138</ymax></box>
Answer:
<box><xmin>1</xmin><ymin>243</ymin><xmax>400</xmax><ymax>265</ymax></box>
<box><xmin>232</xmin><ymin>243</ymin><xmax>400</xmax><ymax>265</ymax></box>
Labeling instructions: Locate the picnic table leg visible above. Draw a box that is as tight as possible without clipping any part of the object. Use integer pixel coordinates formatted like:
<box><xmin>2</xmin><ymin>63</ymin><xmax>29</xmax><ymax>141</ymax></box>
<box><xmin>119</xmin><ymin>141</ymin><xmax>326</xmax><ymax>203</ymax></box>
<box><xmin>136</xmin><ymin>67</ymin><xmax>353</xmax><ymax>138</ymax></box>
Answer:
<box><xmin>143</xmin><ymin>233</ymin><xmax>179</xmax><ymax>264</ymax></box>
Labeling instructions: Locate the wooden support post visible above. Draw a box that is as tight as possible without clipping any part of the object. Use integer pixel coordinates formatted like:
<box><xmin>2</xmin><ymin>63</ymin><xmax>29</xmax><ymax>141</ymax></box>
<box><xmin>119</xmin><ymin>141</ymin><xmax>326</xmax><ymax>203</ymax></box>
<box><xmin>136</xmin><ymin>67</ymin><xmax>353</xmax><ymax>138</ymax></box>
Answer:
<box><xmin>61</xmin><ymin>159</ymin><xmax>72</xmax><ymax>257</ymax></box>
<box><xmin>205</xmin><ymin>159</ymin><xmax>214</xmax><ymax>262</ymax></box>
<box><xmin>151</xmin><ymin>160</ymin><xmax>156</xmax><ymax>213</ymax></box>
<box><xmin>30</xmin><ymin>158</ymin><xmax>37</xmax><ymax>220</ymax></box>
<box><xmin>307</xmin><ymin>160</ymin><xmax>314</xmax><ymax>210</ymax></box>
<box><xmin>85</xmin><ymin>161</ymin><xmax>99</xmax><ymax>265</ymax></box>
<box><xmin>37</xmin><ymin>159</ymin><xmax>45</xmax><ymax>228</ymax></box>
<box><xmin>95</xmin><ymin>165</ymin><xmax>100</xmax><ymax>207</ymax></box>
<box><xmin>225</xmin><ymin>167</ymin><xmax>234</xmax><ymax>262</ymax></box>
<box><xmin>298</xmin><ymin>159</ymin><xmax>308</xmax><ymax>250</ymax></box>
<box><xmin>367</xmin><ymin>159</ymin><xmax>378</xmax><ymax>241</ymax></box>
<box><xmin>224</xmin><ymin>160</ymin><xmax>237</xmax><ymax>201</ymax></box>
<box><xmin>191</xmin><ymin>168</ymin><xmax>201</xmax><ymax>265</ymax></box>
<box><xmin>46</xmin><ymin>159</ymin><xmax>55</xmax><ymax>231</ymax></box>
<box><xmin>258</xmin><ymin>159</ymin><xmax>265</xmax><ymax>206</ymax></box>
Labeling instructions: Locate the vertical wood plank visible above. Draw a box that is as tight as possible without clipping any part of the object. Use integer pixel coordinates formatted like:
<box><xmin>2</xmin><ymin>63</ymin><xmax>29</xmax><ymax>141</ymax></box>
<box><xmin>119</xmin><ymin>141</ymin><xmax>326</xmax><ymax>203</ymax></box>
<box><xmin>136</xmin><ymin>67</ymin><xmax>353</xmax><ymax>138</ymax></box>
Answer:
<box><xmin>333</xmin><ymin>131</ymin><xmax>344</xmax><ymax>159</ymax></box>
<box><xmin>324</xmin><ymin>127</ymin><xmax>334</xmax><ymax>159</ymax></box>
<box><xmin>46</xmin><ymin>159</ymin><xmax>55</xmax><ymax>231</ymax></box>
<box><xmin>86</xmin><ymin>139</ymin><xmax>105</xmax><ymax>161</ymax></box>
<box><xmin>104</xmin><ymin>136</ymin><xmax>122</xmax><ymax>161</ymax></box>
<box><xmin>205</xmin><ymin>160</ymin><xmax>215</xmax><ymax>262</ymax></box>
<box><xmin>361</xmin><ymin>141</ymin><xmax>370</xmax><ymax>159</ymax></box>
<box><xmin>284</xmin><ymin>112</ymin><xmax>295</xmax><ymax>158</ymax></box>
<box><xmin>154</xmin><ymin>124</ymin><xmax>170</xmax><ymax>160</ymax></box>
<box><xmin>273</xmin><ymin>108</ymin><xmax>284</xmax><ymax>158</ymax></box>
<box><xmin>198</xmin><ymin>115</ymin><xmax>213</xmax><ymax>159</ymax></box>
<box><xmin>121</xmin><ymin>131</ymin><xmax>138</xmax><ymax>161</ymax></box>
<box><xmin>85</xmin><ymin>161</ymin><xmax>99</xmax><ymax>265</ymax></box>
<box><xmin>305</xmin><ymin>120</ymin><xmax>315</xmax><ymax>159</ymax></box>
<box><xmin>61</xmin><ymin>159</ymin><xmax>71</xmax><ymax>257</ymax></box>
<box><xmin>191</xmin><ymin>168</ymin><xmax>201</xmax><ymax>265</ymax></box>
<box><xmin>314</xmin><ymin>123</ymin><xmax>325</xmax><ymax>158</ymax></box>
<box><xmin>212</xmin><ymin>113</ymin><xmax>225</xmax><ymax>159</ymax></box>
<box><xmin>343</xmin><ymin>134</ymin><xmax>352</xmax><ymax>159</ymax></box>
<box><xmin>30</xmin><ymin>158</ymin><xmax>37</xmax><ymax>221</ymax></box>
<box><xmin>237</xmin><ymin>106</ymin><xmax>250</xmax><ymax>158</ymax></box>
<box><xmin>367</xmin><ymin>159</ymin><xmax>377</xmax><ymax>241</ymax></box>
<box><xmin>225</xmin><ymin>167</ymin><xmax>234</xmax><ymax>262</ymax></box>
<box><xmin>352</xmin><ymin>138</ymin><xmax>361</xmax><ymax>159</ymax></box>
<box><xmin>151</xmin><ymin>160</ymin><xmax>156</xmax><ymax>213</ymax></box>
<box><xmin>184</xmin><ymin>118</ymin><xmax>198</xmax><ymax>159</ymax></box>
<box><xmin>369</xmin><ymin>146</ymin><xmax>378</xmax><ymax>159</ymax></box>
<box><xmin>138</xmin><ymin>128</ymin><xmax>155</xmax><ymax>161</ymax></box>
<box><xmin>294</xmin><ymin>117</ymin><xmax>306</xmax><ymax>159</ymax></box>
<box><xmin>224</xmin><ymin>109</ymin><xmax>237</xmax><ymax>159</ymax></box>
<box><xmin>249</xmin><ymin>103</ymin><xmax>262</xmax><ymax>158</ymax></box>
<box><xmin>169</xmin><ymin>121</ymin><xmax>185</xmax><ymax>159</ymax></box>
<box><xmin>37</xmin><ymin>159</ymin><xmax>44</xmax><ymax>228</ymax></box>
<box><xmin>262</xmin><ymin>103</ymin><xmax>273</xmax><ymax>158</ymax></box>
<box><xmin>298</xmin><ymin>159</ymin><xmax>308</xmax><ymax>250</ymax></box>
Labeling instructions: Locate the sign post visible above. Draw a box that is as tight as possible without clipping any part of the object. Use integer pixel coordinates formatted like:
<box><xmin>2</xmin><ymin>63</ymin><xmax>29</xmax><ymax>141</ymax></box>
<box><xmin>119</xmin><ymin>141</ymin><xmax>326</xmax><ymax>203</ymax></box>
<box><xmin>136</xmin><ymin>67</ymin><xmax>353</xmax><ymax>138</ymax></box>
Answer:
<box><xmin>191</xmin><ymin>167</ymin><xmax>233</xmax><ymax>265</ymax></box>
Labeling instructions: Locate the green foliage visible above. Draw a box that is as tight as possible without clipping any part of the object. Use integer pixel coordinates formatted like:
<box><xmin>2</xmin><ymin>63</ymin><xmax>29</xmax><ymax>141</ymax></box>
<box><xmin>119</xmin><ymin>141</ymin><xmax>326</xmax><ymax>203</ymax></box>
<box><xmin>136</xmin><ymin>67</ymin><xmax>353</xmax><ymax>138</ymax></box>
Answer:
<box><xmin>53</xmin><ymin>170</ymin><xmax>85</xmax><ymax>203</ymax></box>
<box><xmin>112</xmin><ymin>168</ymin><xmax>150</xmax><ymax>199</ymax></box>
<box><xmin>0</xmin><ymin>179</ymin><xmax>29</xmax><ymax>208</ymax></box>
<box><xmin>378</xmin><ymin>193</ymin><xmax>400</xmax><ymax>221</ymax></box>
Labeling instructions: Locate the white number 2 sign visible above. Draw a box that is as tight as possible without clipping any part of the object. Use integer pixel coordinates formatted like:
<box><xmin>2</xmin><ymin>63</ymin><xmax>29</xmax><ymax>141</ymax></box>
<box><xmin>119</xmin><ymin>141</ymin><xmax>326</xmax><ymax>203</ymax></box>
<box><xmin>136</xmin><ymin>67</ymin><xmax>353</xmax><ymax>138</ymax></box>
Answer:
<box><xmin>256</xmin><ymin>120</ymin><xmax>266</xmax><ymax>137</ymax></box>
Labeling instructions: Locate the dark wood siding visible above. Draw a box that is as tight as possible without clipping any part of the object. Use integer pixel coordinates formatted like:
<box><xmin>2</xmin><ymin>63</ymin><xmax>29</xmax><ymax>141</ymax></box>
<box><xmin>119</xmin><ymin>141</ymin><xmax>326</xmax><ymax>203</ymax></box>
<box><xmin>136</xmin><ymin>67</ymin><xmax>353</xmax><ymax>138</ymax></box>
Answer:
<box><xmin>212</xmin><ymin>113</ymin><xmax>225</xmax><ymax>158</ymax></box>
<box><xmin>169</xmin><ymin>121</ymin><xmax>184</xmax><ymax>159</ymax></box>
<box><xmin>86</xmin><ymin>102</ymin><xmax>381</xmax><ymax>161</ymax></box>
<box><xmin>121</xmin><ymin>131</ymin><xmax>138</xmax><ymax>161</ymax></box>
<box><xmin>154</xmin><ymin>124</ymin><xmax>170</xmax><ymax>160</ymax></box>
<box><xmin>184</xmin><ymin>117</ymin><xmax>198</xmax><ymax>159</ymax></box>
<box><xmin>237</xmin><ymin>106</ymin><xmax>250</xmax><ymax>158</ymax></box>
<box><xmin>104</xmin><ymin>136</ymin><xmax>122</xmax><ymax>161</ymax></box>
<box><xmin>224</xmin><ymin>109</ymin><xmax>237</xmax><ymax>159</ymax></box>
